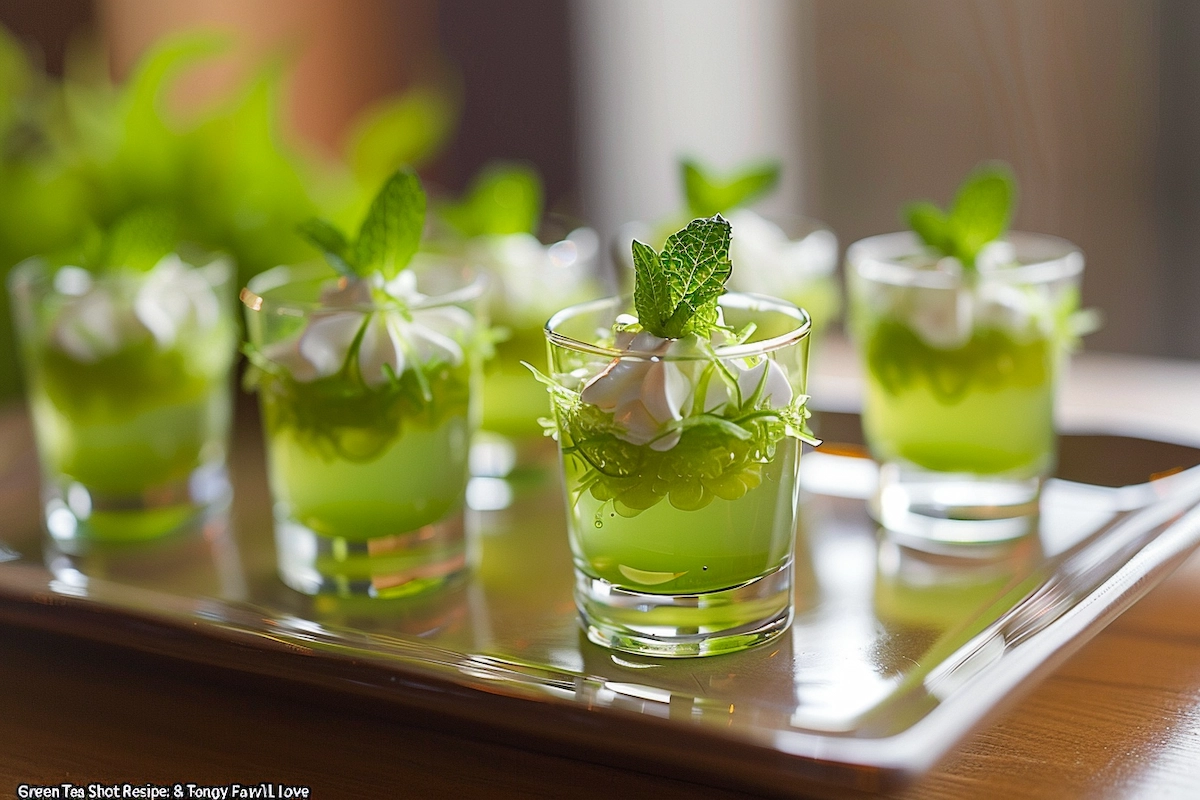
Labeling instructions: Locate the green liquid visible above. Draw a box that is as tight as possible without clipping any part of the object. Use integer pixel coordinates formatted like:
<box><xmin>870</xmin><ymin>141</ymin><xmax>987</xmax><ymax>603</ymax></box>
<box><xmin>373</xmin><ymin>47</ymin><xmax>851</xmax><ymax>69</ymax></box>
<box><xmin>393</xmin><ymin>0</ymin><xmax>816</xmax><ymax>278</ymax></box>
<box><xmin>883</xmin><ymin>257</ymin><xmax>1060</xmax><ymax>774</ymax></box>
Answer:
<box><xmin>481</xmin><ymin>327</ymin><xmax>551</xmax><ymax>439</ymax></box>
<box><xmin>564</xmin><ymin>439</ymin><xmax>799</xmax><ymax>595</ymax></box>
<box><xmin>29</xmin><ymin>332</ymin><xmax>234</xmax><ymax>496</ymax></box>
<box><xmin>861</xmin><ymin>319</ymin><xmax>1056</xmax><ymax>476</ymax></box>
<box><xmin>265</xmin><ymin>412</ymin><xmax>470</xmax><ymax>541</ymax></box>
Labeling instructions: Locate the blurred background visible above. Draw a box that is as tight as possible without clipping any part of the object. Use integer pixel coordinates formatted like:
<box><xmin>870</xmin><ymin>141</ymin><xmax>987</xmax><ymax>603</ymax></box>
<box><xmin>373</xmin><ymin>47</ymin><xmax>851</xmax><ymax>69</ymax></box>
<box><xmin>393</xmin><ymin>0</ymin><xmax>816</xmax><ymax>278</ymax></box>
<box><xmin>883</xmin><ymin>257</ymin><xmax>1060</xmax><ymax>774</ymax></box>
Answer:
<box><xmin>0</xmin><ymin>0</ymin><xmax>1196</xmax><ymax>399</ymax></box>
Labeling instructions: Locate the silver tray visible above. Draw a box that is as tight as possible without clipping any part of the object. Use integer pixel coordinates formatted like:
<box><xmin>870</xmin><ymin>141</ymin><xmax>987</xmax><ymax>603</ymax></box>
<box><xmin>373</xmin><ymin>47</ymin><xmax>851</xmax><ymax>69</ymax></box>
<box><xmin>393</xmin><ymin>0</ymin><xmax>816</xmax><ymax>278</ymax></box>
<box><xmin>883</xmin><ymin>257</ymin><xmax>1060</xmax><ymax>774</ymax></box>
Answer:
<box><xmin>1</xmin><ymin>408</ymin><xmax>1199</xmax><ymax>798</ymax></box>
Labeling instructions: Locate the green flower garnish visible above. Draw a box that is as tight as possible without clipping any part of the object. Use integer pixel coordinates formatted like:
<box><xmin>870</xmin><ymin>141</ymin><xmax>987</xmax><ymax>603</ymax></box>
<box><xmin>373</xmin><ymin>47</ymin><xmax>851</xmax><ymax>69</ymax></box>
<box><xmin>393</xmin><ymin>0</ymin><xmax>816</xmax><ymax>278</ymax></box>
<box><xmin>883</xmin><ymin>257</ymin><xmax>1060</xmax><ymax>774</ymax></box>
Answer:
<box><xmin>632</xmin><ymin>214</ymin><xmax>732</xmax><ymax>339</ymax></box>
<box><xmin>903</xmin><ymin>162</ymin><xmax>1016</xmax><ymax>271</ymax></box>
<box><xmin>298</xmin><ymin>167</ymin><xmax>425</xmax><ymax>281</ymax></box>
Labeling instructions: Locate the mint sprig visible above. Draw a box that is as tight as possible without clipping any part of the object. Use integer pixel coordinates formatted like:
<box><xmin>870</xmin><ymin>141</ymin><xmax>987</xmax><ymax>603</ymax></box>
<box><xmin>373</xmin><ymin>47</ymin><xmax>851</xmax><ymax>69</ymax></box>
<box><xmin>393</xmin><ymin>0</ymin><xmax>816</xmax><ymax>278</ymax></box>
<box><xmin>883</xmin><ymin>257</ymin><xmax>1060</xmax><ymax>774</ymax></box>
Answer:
<box><xmin>298</xmin><ymin>167</ymin><xmax>425</xmax><ymax>280</ymax></box>
<box><xmin>71</xmin><ymin>206</ymin><xmax>179</xmax><ymax>273</ymax></box>
<box><xmin>439</xmin><ymin>161</ymin><xmax>542</xmax><ymax>237</ymax></box>
<box><xmin>680</xmin><ymin>158</ymin><xmax>780</xmax><ymax>218</ymax></box>
<box><xmin>904</xmin><ymin>163</ymin><xmax>1016</xmax><ymax>271</ymax></box>
<box><xmin>633</xmin><ymin>215</ymin><xmax>732</xmax><ymax>339</ymax></box>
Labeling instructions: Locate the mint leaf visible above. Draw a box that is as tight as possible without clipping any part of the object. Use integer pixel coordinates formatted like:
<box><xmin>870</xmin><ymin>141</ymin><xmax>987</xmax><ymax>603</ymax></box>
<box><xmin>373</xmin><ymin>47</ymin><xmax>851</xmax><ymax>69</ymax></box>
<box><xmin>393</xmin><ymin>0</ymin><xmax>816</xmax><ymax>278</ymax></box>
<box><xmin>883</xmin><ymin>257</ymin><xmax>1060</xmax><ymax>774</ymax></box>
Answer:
<box><xmin>297</xmin><ymin>218</ymin><xmax>354</xmax><ymax>277</ymax></box>
<box><xmin>632</xmin><ymin>240</ymin><xmax>669</xmax><ymax>335</ymax></box>
<box><xmin>99</xmin><ymin>206</ymin><xmax>178</xmax><ymax>272</ymax></box>
<box><xmin>632</xmin><ymin>215</ymin><xmax>732</xmax><ymax>339</ymax></box>
<box><xmin>681</xmin><ymin>158</ymin><xmax>780</xmax><ymax>217</ymax></box>
<box><xmin>440</xmin><ymin>162</ymin><xmax>542</xmax><ymax>237</ymax></box>
<box><xmin>903</xmin><ymin>162</ymin><xmax>1016</xmax><ymax>270</ymax></box>
<box><xmin>354</xmin><ymin>168</ymin><xmax>426</xmax><ymax>279</ymax></box>
<box><xmin>948</xmin><ymin>165</ymin><xmax>1015</xmax><ymax>267</ymax></box>
<box><xmin>905</xmin><ymin>201</ymin><xmax>952</xmax><ymax>254</ymax></box>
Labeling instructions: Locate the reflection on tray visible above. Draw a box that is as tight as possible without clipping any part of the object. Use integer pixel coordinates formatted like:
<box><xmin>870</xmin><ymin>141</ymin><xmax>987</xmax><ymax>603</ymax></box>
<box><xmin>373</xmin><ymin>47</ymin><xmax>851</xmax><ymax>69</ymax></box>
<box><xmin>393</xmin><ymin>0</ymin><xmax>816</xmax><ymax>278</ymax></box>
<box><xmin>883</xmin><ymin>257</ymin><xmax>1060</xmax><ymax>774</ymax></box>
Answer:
<box><xmin>1</xmin><ymin>410</ymin><xmax>1200</xmax><ymax>795</ymax></box>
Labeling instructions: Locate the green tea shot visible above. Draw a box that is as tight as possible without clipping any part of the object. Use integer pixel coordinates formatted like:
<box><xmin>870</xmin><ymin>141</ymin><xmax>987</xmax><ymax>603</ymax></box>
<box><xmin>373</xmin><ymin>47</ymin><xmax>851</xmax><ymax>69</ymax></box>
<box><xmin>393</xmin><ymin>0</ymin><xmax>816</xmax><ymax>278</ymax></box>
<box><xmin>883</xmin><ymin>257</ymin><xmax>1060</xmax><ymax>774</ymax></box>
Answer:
<box><xmin>537</xmin><ymin>215</ymin><xmax>816</xmax><ymax>657</ymax></box>
<box><xmin>847</xmin><ymin>164</ymin><xmax>1096</xmax><ymax>543</ymax></box>
<box><xmin>9</xmin><ymin>210</ymin><xmax>237</xmax><ymax>545</ymax></box>
<box><xmin>436</xmin><ymin>163</ymin><xmax>602</xmax><ymax>473</ymax></box>
<box><xmin>242</xmin><ymin>169</ymin><xmax>486</xmax><ymax>598</ymax></box>
<box><xmin>620</xmin><ymin>158</ymin><xmax>840</xmax><ymax>339</ymax></box>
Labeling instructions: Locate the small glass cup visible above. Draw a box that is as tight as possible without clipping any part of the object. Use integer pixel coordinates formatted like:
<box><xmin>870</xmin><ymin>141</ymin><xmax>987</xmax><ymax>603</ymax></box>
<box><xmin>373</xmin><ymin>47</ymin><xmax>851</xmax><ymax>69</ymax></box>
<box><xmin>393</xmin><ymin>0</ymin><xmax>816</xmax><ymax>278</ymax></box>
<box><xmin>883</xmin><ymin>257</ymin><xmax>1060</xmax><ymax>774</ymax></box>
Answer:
<box><xmin>450</xmin><ymin>222</ymin><xmax>606</xmax><ymax>494</ymax></box>
<box><xmin>241</xmin><ymin>260</ymin><xmax>486</xmax><ymax>598</ymax></box>
<box><xmin>544</xmin><ymin>294</ymin><xmax>812</xmax><ymax>657</ymax></box>
<box><xmin>847</xmin><ymin>232</ymin><xmax>1085</xmax><ymax>544</ymax></box>
<box><xmin>9</xmin><ymin>250</ymin><xmax>237</xmax><ymax>546</ymax></box>
<box><xmin>618</xmin><ymin>212</ymin><xmax>841</xmax><ymax>337</ymax></box>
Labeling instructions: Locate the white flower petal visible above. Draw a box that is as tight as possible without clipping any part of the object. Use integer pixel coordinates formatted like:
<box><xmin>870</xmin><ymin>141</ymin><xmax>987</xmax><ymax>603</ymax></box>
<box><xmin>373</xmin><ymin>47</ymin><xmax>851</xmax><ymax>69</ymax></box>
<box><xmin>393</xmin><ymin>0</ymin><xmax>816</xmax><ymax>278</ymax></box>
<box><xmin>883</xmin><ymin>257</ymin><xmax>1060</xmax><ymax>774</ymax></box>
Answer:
<box><xmin>580</xmin><ymin>358</ymin><xmax>650</xmax><ymax>411</ymax></box>
<box><xmin>298</xmin><ymin>312</ymin><xmax>365</xmax><ymax>378</ymax></box>
<box><xmin>358</xmin><ymin>313</ymin><xmax>404</xmax><ymax>388</ymax></box>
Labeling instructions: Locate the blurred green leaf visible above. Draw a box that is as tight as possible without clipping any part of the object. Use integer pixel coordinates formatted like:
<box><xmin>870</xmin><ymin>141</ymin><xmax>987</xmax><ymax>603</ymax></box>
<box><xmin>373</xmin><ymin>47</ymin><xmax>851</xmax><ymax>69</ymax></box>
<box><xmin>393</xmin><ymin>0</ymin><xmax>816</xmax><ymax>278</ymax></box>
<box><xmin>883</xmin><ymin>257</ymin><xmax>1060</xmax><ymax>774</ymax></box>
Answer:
<box><xmin>347</xmin><ymin>84</ymin><xmax>457</xmax><ymax>189</ymax></box>
<box><xmin>680</xmin><ymin>158</ymin><xmax>780</xmax><ymax>217</ymax></box>
<box><xmin>904</xmin><ymin>201</ymin><xmax>951</xmax><ymax>254</ymax></box>
<box><xmin>903</xmin><ymin>162</ymin><xmax>1016</xmax><ymax>270</ymax></box>
<box><xmin>297</xmin><ymin>218</ymin><xmax>354</xmax><ymax>277</ymax></box>
<box><xmin>96</xmin><ymin>206</ymin><xmax>178</xmax><ymax>272</ymax></box>
<box><xmin>440</xmin><ymin>161</ymin><xmax>541</xmax><ymax>237</ymax></box>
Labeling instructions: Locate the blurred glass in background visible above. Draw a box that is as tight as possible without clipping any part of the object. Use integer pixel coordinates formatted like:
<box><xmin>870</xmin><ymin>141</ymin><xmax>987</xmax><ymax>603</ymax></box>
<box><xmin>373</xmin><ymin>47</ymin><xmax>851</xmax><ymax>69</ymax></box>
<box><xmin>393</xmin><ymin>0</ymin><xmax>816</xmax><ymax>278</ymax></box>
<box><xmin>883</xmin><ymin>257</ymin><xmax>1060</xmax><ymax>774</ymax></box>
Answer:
<box><xmin>0</xmin><ymin>0</ymin><xmax>1196</xmax><ymax>404</ymax></box>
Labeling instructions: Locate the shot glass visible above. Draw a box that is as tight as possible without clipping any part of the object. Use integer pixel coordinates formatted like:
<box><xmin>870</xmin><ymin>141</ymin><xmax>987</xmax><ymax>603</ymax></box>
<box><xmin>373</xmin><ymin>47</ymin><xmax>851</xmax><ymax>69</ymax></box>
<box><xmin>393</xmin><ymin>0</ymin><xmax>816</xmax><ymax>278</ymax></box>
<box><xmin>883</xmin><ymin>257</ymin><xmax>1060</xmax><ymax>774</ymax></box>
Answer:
<box><xmin>10</xmin><ymin>251</ymin><xmax>237</xmax><ymax>545</ymax></box>
<box><xmin>241</xmin><ymin>261</ymin><xmax>486</xmax><ymax>598</ymax></box>
<box><xmin>544</xmin><ymin>294</ymin><xmax>812</xmax><ymax>657</ymax></box>
<box><xmin>847</xmin><ymin>232</ymin><xmax>1085</xmax><ymax>543</ymax></box>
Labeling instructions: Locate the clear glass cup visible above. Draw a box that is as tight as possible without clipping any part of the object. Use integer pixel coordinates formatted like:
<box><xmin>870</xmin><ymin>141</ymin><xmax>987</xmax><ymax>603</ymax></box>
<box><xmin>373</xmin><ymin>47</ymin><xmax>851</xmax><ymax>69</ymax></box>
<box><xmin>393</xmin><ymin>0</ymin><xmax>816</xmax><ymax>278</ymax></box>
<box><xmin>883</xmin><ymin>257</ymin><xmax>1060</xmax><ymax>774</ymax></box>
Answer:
<box><xmin>447</xmin><ymin>221</ymin><xmax>607</xmax><ymax>496</ymax></box>
<box><xmin>241</xmin><ymin>260</ymin><xmax>486</xmax><ymax>598</ymax></box>
<box><xmin>847</xmin><ymin>231</ymin><xmax>1085</xmax><ymax>544</ymax></box>
<box><xmin>617</xmin><ymin>212</ymin><xmax>841</xmax><ymax>337</ymax></box>
<box><xmin>9</xmin><ymin>250</ymin><xmax>237</xmax><ymax>546</ymax></box>
<box><xmin>544</xmin><ymin>293</ymin><xmax>812</xmax><ymax>657</ymax></box>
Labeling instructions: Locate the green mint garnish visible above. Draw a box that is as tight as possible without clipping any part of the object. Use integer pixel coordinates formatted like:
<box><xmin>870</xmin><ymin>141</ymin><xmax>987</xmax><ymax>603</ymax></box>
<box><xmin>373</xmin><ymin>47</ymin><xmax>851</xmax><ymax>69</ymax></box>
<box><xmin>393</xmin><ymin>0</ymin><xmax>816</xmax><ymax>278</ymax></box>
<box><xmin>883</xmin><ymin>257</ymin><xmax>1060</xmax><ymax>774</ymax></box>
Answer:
<box><xmin>904</xmin><ymin>162</ymin><xmax>1016</xmax><ymax>271</ymax></box>
<box><xmin>440</xmin><ymin>161</ymin><xmax>542</xmax><ymax>237</ymax></box>
<box><xmin>298</xmin><ymin>167</ymin><xmax>425</xmax><ymax>281</ymax></box>
<box><xmin>632</xmin><ymin>215</ymin><xmax>732</xmax><ymax>339</ymax></box>
<box><xmin>680</xmin><ymin>158</ymin><xmax>781</xmax><ymax>218</ymax></box>
<box><xmin>86</xmin><ymin>206</ymin><xmax>179</xmax><ymax>273</ymax></box>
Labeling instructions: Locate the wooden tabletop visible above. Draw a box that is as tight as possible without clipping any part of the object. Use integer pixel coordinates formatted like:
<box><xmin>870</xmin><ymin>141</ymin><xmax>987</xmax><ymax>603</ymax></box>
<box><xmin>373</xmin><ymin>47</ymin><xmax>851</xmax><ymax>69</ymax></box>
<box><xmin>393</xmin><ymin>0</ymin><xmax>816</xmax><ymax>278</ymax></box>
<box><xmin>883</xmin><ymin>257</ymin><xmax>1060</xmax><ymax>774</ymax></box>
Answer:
<box><xmin>2</xmin><ymin>347</ymin><xmax>1199</xmax><ymax>799</ymax></box>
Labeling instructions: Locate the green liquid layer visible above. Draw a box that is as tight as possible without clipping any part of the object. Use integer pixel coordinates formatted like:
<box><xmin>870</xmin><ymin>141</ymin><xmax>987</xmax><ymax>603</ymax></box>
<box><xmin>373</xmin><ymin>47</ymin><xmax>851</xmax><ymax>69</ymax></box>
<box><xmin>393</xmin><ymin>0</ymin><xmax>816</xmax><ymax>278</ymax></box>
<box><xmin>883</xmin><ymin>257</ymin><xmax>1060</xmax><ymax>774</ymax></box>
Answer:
<box><xmin>564</xmin><ymin>439</ymin><xmax>799</xmax><ymax>595</ymax></box>
<box><xmin>266</xmin><ymin>413</ymin><xmax>470</xmax><ymax>541</ymax></box>
<box><xmin>29</xmin><ymin>330</ymin><xmax>234</xmax><ymax>496</ymax></box>
<box><xmin>862</xmin><ymin>319</ymin><xmax>1056</xmax><ymax>475</ymax></box>
<box><xmin>259</xmin><ymin>364</ymin><xmax>472</xmax><ymax>542</ymax></box>
<box><xmin>481</xmin><ymin>327</ymin><xmax>551</xmax><ymax>439</ymax></box>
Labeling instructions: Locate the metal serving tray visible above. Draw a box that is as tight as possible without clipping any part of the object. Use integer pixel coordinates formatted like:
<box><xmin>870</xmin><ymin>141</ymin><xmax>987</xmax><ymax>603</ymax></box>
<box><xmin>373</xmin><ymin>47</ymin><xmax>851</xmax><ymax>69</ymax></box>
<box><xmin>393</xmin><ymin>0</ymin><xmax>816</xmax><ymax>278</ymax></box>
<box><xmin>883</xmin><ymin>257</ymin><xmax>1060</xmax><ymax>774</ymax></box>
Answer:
<box><xmin>0</xmin><ymin>408</ymin><xmax>1198</xmax><ymax>798</ymax></box>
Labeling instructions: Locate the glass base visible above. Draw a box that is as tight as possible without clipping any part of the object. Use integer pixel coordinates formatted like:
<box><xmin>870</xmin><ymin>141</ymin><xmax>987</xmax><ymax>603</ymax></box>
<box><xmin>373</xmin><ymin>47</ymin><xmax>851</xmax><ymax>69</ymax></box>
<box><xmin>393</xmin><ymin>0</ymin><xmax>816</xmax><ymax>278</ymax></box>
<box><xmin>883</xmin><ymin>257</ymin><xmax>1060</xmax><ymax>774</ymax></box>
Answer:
<box><xmin>872</xmin><ymin>461</ymin><xmax>1041</xmax><ymax>546</ymax></box>
<box><xmin>575</xmin><ymin>562</ymin><xmax>793</xmax><ymax>658</ymax></box>
<box><xmin>42</xmin><ymin>460</ymin><xmax>231</xmax><ymax>548</ymax></box>
<box><xmin>274</xmin><ymin>510</ymin><xmax>471</xmax><ymax>599</ymax></box>
<box><xmin>44</xmin><ymin>510</ymin><xmax>243</xmax><ymax>598</ymax></box>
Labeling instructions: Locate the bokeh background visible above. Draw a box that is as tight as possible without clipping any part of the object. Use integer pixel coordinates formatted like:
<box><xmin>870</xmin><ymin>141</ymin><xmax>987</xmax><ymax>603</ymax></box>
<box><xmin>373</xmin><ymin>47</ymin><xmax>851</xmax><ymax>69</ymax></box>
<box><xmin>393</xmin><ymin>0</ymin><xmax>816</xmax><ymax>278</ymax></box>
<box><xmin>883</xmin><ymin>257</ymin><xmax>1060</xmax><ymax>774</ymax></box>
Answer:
<box><xmin>1</xmin><ymin>0</ymin><xmax>1196</xmax><ymax>399</ymax></box>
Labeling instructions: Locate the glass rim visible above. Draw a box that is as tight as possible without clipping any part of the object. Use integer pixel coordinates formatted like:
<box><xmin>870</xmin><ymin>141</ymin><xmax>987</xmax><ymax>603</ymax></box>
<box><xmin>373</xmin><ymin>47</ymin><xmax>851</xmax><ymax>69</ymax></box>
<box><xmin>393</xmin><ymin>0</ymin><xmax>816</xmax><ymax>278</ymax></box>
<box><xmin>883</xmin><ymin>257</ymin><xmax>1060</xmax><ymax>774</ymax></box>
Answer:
<box><xmin>9</xmin><ymin>249</ymin><xmax>234</xmax><ymax>295</ymax></box>
<box><xmin>240</xmin><ymin>258</ymin><xmax>488</xmax><ymax>316</ymax></box>
<box><xmin>544</xmin><ymin>292</ymin><xmax>812</xmax><ymax>361</ymax></box>
<box><xmin>847</xmin><ymin>231</ymin><xmax>1084</xmax><ymax>289</ymax></box>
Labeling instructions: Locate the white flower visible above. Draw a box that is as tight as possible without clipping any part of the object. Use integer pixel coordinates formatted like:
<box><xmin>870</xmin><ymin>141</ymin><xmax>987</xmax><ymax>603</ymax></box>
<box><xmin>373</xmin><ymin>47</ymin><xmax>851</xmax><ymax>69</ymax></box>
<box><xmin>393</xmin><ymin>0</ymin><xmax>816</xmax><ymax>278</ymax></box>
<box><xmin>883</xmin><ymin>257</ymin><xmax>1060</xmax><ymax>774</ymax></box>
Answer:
<box><xmin>469</xmin><ymin>227</ymin><xmax>598</xmax><ymax>326</ymax></box>
<box><xmin>580</xmin><ymin>330</ymin><xmax>794</xmax><ymax>451</ymax></box>
<box><xmin>51</xmin><ymin>256</ymin><xmax>222</xmax><ymax>362</ymax></box>
<box><xmin>264</xmin><ymin>274</ymin><xmax>470</xmax><ymax>387</ymax></box>
<box><xmin>726</xmin><ymin>209</ymin><xmax>838</xmax><ymax>298</ymax></box>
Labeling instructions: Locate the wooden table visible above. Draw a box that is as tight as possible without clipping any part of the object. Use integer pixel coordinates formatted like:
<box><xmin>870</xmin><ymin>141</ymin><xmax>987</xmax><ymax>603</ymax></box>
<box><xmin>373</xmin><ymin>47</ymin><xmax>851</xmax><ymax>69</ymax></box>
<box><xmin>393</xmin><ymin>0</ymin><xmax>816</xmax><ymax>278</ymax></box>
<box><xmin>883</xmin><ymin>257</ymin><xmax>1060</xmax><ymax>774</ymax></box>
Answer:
<box><xmin>2</xmin><ymin>348</ymin><xmax>1198</xmax><ymax>799</ymax></box>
